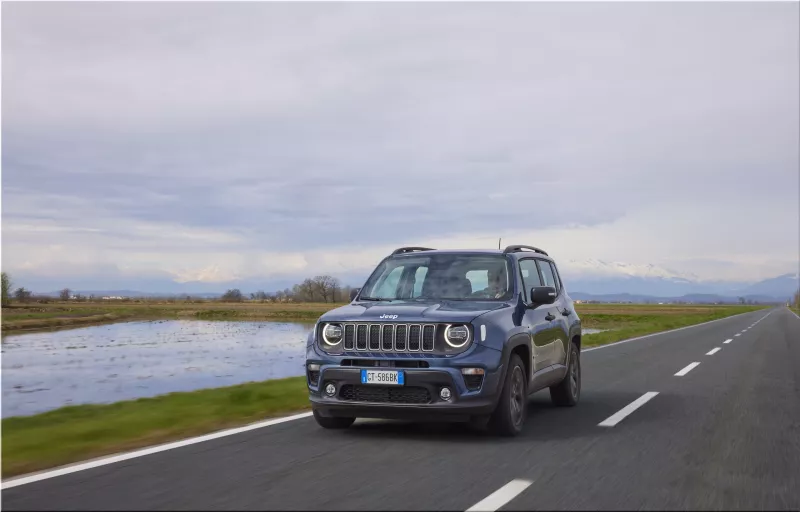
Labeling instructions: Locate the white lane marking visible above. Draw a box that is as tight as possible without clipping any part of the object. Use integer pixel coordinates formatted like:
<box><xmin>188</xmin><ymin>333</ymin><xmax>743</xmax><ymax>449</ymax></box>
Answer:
<box><xmin>706</xmin><ymin>347</ymin><xmax>721</xmax><ymax>355</ymax></box>
<box><xmin>1</xmin><ymin>411</ymin><xmax>314</xmax><ymax>489</ymax></box>
<box><xmin>790</xmin><ymin>309</ymin><xmax>800</xmax><ymax>320</ymax></box>
<box><xmin>735</xmin><ymin>333</ymin><xmax>741</xmax><ymax>337</ymax></box>
<box><xmin>597</xmin><ymin>391</ymin><xmax>659</xmax><ymax>428</ymax></box>
<box><xmin>723</xmin><ymin>338</ymin><xmax>733</xmax><ymax>344</ymax></box>
<box><xmin>582</xmin><ymin>310</ymin><xmax>763</xmax><ymax>354</ymax></box>
<box><xmin>675</xmin><ymin>362</ymin><xmax>701</xmax><ymax>376</ymax></box>
<box><xmin>466</xmin><ymin>479</ymin><xmax>533</xmax><ymax>512</ymax></box>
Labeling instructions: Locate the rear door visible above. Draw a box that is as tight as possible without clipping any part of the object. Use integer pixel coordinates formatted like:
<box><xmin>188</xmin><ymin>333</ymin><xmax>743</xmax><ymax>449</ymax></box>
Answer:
<box><xmin>518</xmin><ymin>258</ymin><xmax>552</xmax><ymax>373</ymax></box>
<box><xmin>537</xmin><ymin>259</ymin><xmax>570</xmax><ymax>367</ymax></box>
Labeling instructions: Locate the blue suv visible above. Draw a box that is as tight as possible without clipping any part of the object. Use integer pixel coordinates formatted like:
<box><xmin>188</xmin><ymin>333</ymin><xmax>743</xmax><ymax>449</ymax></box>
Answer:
<box><xmin>305</xmin><ymin>245</ymin><xmax>582</xmax><ymax>436</ymax></box>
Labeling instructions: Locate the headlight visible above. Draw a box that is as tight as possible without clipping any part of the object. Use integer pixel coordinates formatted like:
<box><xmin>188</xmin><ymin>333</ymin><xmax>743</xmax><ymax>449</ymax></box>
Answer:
<box><xmin>321</xmin><ymin>323</ymin><xmax>343</xmax><ymax>346</ymax></box>
<box><xmin>444</xmin><ymin>324</ymin><xmax>470</xmax><ymax>348</ymax></box>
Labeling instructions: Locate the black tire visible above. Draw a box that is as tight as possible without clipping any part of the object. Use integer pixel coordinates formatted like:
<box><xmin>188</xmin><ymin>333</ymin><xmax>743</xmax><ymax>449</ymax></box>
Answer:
<box><xmin>313</xmin><ymin>409</ymin><xmax>355</xmax><ymax>429</ymax></box>
<box><xmin>488</xmin><ymin>353</ymin><xmax>527</xmax><ymax>436</ymax></box>
<box><xmin>550</xmin><ymin>342</ymin><xmax>581</xmax><ymax>407</ymax></box>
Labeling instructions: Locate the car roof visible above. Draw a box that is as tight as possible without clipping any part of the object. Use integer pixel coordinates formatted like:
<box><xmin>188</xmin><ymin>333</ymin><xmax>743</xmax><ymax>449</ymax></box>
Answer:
<box><xmin>389</xmin><ymin>248</ymin><xmax>554</xmax><ymax>261</ymax></box>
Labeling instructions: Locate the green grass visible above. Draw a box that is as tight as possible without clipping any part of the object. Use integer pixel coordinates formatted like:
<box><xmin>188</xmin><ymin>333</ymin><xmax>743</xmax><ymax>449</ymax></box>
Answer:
<box><xmin>1</xmin><ymin>377</ymin><xmax>310</xmax><ymax>478</ymax></box>
<box><xmin>575</xmin><ymin>304</ymin><xmax>768</xmax><ymax>347</ymax></box>
<box><xmin>0</xmin><ymin>303</ymin><xmax>768</xmax><ymax>479</ymax></box>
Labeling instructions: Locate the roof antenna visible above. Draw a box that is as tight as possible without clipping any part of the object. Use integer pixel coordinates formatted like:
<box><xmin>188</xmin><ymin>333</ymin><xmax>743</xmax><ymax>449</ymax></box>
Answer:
<box><xmin>498</xmin><ymin>237</ymin><xmax>501</xmax><ymax>249</ymax></box>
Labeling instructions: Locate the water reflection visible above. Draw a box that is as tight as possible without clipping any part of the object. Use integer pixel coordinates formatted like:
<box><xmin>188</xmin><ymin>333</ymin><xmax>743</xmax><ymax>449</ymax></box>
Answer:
<box><xmin>1</xmin><ymin>320</ymin><xmax>314</xmax><ymax>418</ymax></box>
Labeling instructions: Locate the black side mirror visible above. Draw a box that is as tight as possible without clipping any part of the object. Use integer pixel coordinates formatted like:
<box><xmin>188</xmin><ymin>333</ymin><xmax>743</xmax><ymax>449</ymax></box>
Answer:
<box><xmin>530</xmin><ymin>286</ymin><xmax>557</xmax><ymax>305</ymax></box>
<box><xmin>350</xmin><ymin>288</ymin><xmax>361</xmax><ymax>301</ymax></box>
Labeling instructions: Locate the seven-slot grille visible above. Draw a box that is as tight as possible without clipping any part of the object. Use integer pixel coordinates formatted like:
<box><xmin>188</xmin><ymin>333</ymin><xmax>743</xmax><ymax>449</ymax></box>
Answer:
<box><xmin>341</xmin><ymin>323</ymin><xmax>436</xmax><ymax>352</ymax></box>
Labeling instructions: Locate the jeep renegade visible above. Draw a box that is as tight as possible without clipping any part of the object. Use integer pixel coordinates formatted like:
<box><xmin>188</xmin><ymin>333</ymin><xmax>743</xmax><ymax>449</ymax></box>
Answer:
<box><xmin>305</xmin><ymin>245</ymin><xmax>582</xmax><ymax>436</ymax></box>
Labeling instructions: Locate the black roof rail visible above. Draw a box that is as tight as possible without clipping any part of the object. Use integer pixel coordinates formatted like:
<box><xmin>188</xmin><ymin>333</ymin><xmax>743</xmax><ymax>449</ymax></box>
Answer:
<box><xmin>391</xmin><ymin>246</ymin><xmax>436</xmax><ymax>255</ymax></box>
<box><xmin>502</xmin><ymin>244</ymin><xmax>549</xmax><ymax>256</ymax></box>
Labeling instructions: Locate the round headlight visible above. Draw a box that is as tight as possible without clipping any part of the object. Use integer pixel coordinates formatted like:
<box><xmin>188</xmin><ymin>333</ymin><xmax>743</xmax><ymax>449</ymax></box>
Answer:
<box><xmin>444</xmin><ymin>324</ymin><xmax>470</xmax><ymax>348</ymax></box>
<box><xmin>322</xmin><ymin>323</ymin><xmax>343</xmax><ymax>345</ymax></box>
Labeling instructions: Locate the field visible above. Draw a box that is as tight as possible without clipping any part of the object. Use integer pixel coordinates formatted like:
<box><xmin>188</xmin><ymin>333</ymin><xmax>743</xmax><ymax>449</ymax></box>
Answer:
<box><xmin>1</xmin><ymin>301</ymin><xmax>337</xmax><ymax>333</ymax></box>
<box><xmin>1</xmin><ymin>301</ymin><xmax>769</xmax><ymax>478</ymax></box>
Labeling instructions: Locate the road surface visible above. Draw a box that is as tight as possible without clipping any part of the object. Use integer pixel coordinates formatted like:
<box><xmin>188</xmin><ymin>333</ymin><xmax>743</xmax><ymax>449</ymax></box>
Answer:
<box><xmin>3</xmin><ymin>307</ymin><xmax>799</xmax><ymax>511</ymax></box>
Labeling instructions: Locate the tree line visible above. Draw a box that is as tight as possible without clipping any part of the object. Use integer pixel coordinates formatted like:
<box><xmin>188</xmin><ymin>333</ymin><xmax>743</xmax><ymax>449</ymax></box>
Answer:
<box><xmin>221</xmin><ymin>275</ymin><xmax>356</xmax><ymax>303</ymax></box>
<box><xmin>1</xmin><ymin>271</ymin><xmax>355</xmax><ymax>306</ymax></box>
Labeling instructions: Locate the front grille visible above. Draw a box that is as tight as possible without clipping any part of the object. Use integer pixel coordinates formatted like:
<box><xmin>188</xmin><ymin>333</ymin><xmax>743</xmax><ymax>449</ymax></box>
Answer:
<box><xmin>340</xmin><ymin>323</ymin><xmax>437</xmax><ymax>353</ymax></box>
<box><xmin>340</xmin><ymin>359</ymin><xmax>430</xmax><ymax>369</ymax></box>
<box><xmin>339</xmin><ymin>385</ymin><xmax>431</xmax><ymax>404</ymax></box>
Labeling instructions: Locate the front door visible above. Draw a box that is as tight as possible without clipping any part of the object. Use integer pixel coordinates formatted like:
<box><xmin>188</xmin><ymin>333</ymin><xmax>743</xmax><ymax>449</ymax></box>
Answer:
<box><xmin>518</xmin><ymin>258</ymin><xmax>553</xmax><ymax>373</ymax></box>
<box><xmin>536</xmin><ymin>259</ymin><xmax>570</xmax><ymax>367</ymax></box>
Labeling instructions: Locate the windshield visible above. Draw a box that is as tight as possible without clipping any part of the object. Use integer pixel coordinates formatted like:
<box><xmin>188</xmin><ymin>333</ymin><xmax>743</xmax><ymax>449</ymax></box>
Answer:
<box><xmin>359</xmin><ymin>254</ymin><xmax>513</xmax><ymax>301</ymax></box>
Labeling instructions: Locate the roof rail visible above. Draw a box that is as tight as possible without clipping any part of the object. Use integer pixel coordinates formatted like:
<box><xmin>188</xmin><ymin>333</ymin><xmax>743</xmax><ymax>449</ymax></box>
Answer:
<box><xmin>502</xmin><ymin>244</ymin><xmax>549</xmax><ymax>256</ymax></box>
<box><xmin>391</xmin><ymin>246</ymin><xmax>436</xmax><ymax>255</ymax></box>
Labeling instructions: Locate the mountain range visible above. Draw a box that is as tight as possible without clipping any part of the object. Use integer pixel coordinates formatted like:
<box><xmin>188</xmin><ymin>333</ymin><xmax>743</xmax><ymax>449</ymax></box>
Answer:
<box><xmin>39</xmin><ymin>260</ymin><xmax>799</xmax><ymax>304</ymax></box>
<box><xmin>559</xmin><ymin>259</ymin><xmax>797</xmax><ymax>302</ymax></box>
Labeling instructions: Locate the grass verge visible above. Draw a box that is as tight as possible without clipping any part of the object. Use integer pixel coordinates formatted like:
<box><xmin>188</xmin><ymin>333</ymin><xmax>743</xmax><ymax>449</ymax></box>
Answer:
<box><xmin>2</xmin><ymin>377</ymin><xmax>311</xmax><ymax>479</ymax></box>
<box><xmin>577</xmin><ymin>304</ymin><xmax>768</xmax><ymax>347</ymax></box>
<box><xmin>1</xmin><ymin>304</ymin><xmax>768</xmax><ymax>479</ymax></box>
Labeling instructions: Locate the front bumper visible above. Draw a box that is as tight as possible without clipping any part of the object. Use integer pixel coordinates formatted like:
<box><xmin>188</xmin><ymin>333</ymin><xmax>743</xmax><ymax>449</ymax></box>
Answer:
<box><xmin>307</xmin><ymin>343</ymin><xmax>504</xmax><ymax>421</ymax></box>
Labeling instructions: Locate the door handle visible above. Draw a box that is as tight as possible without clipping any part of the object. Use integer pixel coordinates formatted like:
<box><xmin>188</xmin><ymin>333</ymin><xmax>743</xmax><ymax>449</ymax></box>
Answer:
<box><xmin>545</xmin><ymin>312</ymin><xmax>556</xmax><ymax>321</ymax></box>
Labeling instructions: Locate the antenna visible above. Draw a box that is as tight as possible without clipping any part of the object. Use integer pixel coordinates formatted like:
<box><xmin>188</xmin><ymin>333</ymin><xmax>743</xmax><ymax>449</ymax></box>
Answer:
<box><xmin>498</xmin><ymin>237</ymin><xmax>501</xmax><ymax>250</ymax></box>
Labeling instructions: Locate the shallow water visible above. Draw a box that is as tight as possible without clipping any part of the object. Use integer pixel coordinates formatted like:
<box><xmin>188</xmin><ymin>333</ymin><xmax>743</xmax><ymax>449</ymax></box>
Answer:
<box><xmin>1</xmin><ymin>320</ymin><xmax>314</xmax><ymax>418</ymax></box>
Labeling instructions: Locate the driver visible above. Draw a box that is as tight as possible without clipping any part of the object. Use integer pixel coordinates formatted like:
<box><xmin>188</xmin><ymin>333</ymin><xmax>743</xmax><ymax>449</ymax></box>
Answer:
<box><xmin>473</xmin><ymin>263</ymin><xmax>508</xmax><ymax>298</ymax></box>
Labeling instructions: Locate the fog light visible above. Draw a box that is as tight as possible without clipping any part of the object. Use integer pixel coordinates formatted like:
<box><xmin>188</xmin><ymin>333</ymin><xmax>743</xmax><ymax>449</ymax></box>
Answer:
<box><xmin>440</xmin><ymin>387</ymin><xmax>452</xmax><ymax>401</ymax></box>
<box><xmin>325</xmin><ymin>383</ymin><xmax>337</xmax><ymax>396</ymax></box>
<box><xmin>307</xmin><ymin>363</ymin><xmax>320</xmax><ymax>372</ymax></box>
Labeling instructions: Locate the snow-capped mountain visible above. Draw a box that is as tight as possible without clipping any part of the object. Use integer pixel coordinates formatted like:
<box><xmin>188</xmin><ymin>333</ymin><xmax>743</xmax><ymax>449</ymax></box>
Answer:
<box><xmin>559</xmin><ymin>260</ymin><xmax>797</xmax><ymax>300</ymax></box>
<box><xmin>563</xmin><ymin>259</ymin><xmax>698</xmax><ymax>282</ymax></box>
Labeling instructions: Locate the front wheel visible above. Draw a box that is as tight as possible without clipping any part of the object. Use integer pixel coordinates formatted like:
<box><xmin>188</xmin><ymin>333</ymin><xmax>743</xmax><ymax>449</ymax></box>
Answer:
<box><xmin>488</xmin><ymin>353</ymin><xmax>527</xmax><ymax>436</ymax></box>
<box><xmin>550</xmin><ymin>342</ymin><xmax>581</xmax><ymax>406</ymax></box>
<box><xmin>313</xmin><ymin>409</ymin><xmax>355</xmax><ymax>429</ymax></box>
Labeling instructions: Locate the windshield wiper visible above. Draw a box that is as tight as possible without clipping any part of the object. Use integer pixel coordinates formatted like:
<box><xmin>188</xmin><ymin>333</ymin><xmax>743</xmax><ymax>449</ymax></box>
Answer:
<box><xmin>358</xmin><ymin>296</ymin><xmax>391</xmax><ymax>301</ymax></box>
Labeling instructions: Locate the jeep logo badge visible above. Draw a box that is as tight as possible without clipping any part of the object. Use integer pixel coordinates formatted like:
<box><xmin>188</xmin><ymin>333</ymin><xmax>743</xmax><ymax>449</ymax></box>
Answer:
<box><xmin>379</xmin><ymin>314</ymin><xmax>398</xmax><ymax>319</ymax></box>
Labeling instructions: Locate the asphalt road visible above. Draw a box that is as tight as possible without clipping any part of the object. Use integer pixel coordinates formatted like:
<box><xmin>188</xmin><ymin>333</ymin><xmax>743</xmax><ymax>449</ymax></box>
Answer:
<box><xmin>3</xmin><ymin>307</ymin><xmax>799</xmax><ymax>511</ymax></box>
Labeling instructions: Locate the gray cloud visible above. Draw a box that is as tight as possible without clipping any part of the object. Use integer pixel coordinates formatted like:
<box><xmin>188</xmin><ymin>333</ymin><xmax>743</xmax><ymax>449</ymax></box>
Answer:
<box><xmin>2</xmin><ymin>1</ymin><xmax>798</xmax><ymax>291</ymax></box>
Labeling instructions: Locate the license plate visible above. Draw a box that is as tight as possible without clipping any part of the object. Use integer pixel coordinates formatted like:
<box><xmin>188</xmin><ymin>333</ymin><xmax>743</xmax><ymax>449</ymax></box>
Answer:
<box><xmin>361</xmin><ymin>369</ymin><xmax>404</xmax><ymax>386</ymax></box>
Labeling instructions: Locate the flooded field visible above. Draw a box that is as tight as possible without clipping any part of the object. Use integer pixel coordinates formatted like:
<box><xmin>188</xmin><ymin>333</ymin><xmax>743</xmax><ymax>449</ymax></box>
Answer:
<box><xmin>1</xmin><ymin>320</ymin><xmax>609</xmax><ymax>418</ymax></box>
<box><xmin>1</xmin><ymin>320</ymin><xmax>314</xmax><ymax>418</ymax></box>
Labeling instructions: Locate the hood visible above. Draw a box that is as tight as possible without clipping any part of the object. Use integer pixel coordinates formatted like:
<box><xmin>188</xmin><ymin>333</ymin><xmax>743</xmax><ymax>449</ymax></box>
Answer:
<box><xmin>318</xmin><ymin>299</ymin><xmax>510</xmax><ymax>324</ymax></box>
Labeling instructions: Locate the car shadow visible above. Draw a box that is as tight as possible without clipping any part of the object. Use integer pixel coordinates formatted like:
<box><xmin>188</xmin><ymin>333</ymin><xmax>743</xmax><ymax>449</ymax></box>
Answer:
<box><xmin>339</xmin><ymin>388</ymin><xmax>658</xmax><ymax>444</ymax></box>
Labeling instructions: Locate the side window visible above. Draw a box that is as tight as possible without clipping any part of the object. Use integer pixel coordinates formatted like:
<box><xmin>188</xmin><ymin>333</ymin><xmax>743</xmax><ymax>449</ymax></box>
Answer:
<box><xmin>549</xmin><ymin>262</ymin><xmax>563</xmax><ymax>292</ymax></box>
<box><xmin>412</xmin><ymin>267</ymin><xmax>428</xmax><ymax>297</ymax></box>
<box><xmin>373</xmin><ymin>266</ymin><xmax>404</xmax><ymax>298</ymax></box>
<box><xmin>537</xmin><ymin>260</ymin><xmax>558</xmax><ymax>293</ymax></box>
<box><xmin>518</xmin><ymin>259</ymin><xmax>543</xmax><ymax>302</ymax></box>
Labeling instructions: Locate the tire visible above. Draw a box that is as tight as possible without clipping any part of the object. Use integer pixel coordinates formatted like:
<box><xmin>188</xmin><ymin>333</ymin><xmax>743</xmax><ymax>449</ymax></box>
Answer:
<box><xmin>550</xmin><ymin>342</ymin><xmax>581</xmax><ymax>407</ymax></box>
<box><xmin>488</xmin><ymin>353</ymin><xmax>527</xmax><ymax>436</ymax></box>
<box><xmin>313</xmin><ymin>409</ymin><xmax>355</xmax><ymax>429</ymax></box>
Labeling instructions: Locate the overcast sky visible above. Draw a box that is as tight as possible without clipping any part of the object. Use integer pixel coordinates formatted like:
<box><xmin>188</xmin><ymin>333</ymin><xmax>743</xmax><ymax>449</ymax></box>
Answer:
<box><xmin>2</xmin><ymin>1</ymin><xmax>798</xmax><ymax>292</ymax></box>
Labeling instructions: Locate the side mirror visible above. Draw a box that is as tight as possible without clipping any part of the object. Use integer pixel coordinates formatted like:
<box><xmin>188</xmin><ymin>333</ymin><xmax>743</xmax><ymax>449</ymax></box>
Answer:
<box><xmin>530</xmin><ymin>286</ymin><xmax>557</xmax><ymax>305</ymax></box>
<box><xmin>350</xmin><ymin>288</ymin><xmax>361</xmax><ymax>301</ymax></box>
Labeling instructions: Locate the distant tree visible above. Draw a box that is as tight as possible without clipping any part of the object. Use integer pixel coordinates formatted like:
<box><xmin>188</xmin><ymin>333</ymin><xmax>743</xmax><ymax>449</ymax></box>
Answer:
<box><xmin>312</xmin><ymin>275</ymin><xmax>340</xmax><ymax>303</ymax></box>
<box><xmin>1</xmin><ymin>272</ymin><xmax>11</xmax><ymax>306</ymax></box>
<box><xmin>59</xmin><ymin>288</ymin><xmax>72</xmax><ymax>301</ymax></box>
<box><xmin>14</xmin><ymin>287</ymin><xmax>32</xmax><ymax>302</ymax></box>
<box><xmin>794</xmin><ymin>289</ymin><xmax>799</xmax><ymax>308</ymax></box>
<box><xmin>738</xmin><ymin>297</ymin><xmax>745</xmax><ymax>305</ymax></box>
<box><xmin>222</xmin><ymin>289</ymin><xmax>243</xmax><ymax>302</ymax></box>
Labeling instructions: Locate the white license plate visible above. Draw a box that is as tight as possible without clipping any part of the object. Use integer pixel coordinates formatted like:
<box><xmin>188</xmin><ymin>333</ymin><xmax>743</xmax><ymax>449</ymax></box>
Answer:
<box><xmin>360</xmin><ymin>369</ymin><xmax>404</xmax><ymax>386</ymax></box>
